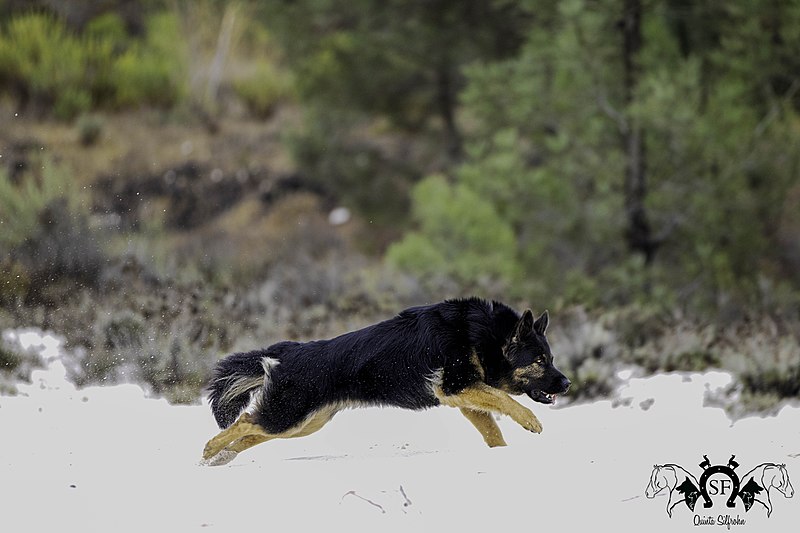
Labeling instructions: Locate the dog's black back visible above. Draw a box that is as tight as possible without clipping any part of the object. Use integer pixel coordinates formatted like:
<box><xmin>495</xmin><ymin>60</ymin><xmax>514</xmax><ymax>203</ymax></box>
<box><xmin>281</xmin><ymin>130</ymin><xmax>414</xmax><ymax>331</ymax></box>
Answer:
<box><xmin>208</xmin><ymin>297</ymin><xmax>568</xmax><ymax>434</ymax></box>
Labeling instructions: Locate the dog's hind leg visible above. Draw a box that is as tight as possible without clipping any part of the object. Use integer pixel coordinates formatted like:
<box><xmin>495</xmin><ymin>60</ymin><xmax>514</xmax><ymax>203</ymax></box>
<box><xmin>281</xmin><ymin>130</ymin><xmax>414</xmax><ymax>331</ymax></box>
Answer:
<box><xmin>201</xmin><ymin>434</ymin><xmax>273</xmax><ymax>466</ymax></box>
<box><xmin>459</xmin><ymin>408</ymin><xmax>507</xmax><ymax>447</ymax></box>
<box><xmin>202</xmin><ymin>412</ymin><xmax>270</xmax><ymax>461</ymax></box>
<box><xmin>286</xmin><ymin>407</ymin><xmax>336</xmax><ymax>439</ymax></box>
<box><xmin>220</xmin><ymin>408</ymin><xmax>333</xmax><ymax>456</ymax></box>
<box><xmin>203</xmin><ymin>407</ymin><xmax>337</xmax><ymax>465</ymax></box>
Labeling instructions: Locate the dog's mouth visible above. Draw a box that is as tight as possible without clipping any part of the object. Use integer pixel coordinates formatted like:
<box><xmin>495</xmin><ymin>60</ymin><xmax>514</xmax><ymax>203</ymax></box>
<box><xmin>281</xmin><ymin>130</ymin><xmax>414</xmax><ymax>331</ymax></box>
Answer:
<box><xmin>527</xmin><ymin>389</ymin><xmax>557</xmax><ymax>405</ymax></box>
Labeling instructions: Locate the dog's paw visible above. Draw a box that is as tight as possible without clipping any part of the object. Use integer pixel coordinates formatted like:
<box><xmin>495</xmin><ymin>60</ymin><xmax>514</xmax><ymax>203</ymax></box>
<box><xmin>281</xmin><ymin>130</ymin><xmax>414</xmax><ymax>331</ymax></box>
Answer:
<box><xmin>516</xmin><ymin>408</ymin><xmax>543</xmax><ymax>434</ymax></box>
<box><xmin>199</xmin><ymin>449</ymin><xmax>238</xmax><ymax>467</ymax></box>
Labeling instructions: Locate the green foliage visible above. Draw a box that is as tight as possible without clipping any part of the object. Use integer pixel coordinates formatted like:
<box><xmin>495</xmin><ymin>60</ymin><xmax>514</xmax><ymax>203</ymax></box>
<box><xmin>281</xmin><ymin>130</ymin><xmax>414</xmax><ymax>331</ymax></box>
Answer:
<box><xmin>0</xmin><ymin>11</ymin><xmax>186</xmax><ymax>116</ymax></box>
<box><xmin>262</xmin><ymin>0</ymin><xmax>533</xmax><ymax>160</ymax></box>
<box><xmin>0</xmin><ymin>333</ymin><xmax>45</xmax><ymax>394</ymax></box>
<box><xmin>0</xmin><ymin>343</ymin><xmax>21</xmax><ymax>372</ymax></box>
<box><xmin>54</xmin><ymin>87</ymin><xmax>92</xmax><ymax>120</ymax></box>
<box><xmin>727</xmin><ymin>330</ymin><xmax>800</xmax><ymax>400</ymax></box>
<box><xmin>76</xmin><ymin>113</ymin><xmax>104</xmax><ymax>146</ymax></box>
<box><xmin>0</xmin><ymin>259</ymin><xmax>31</xmax><ymax>306</ymax></box>
<box><xmin>233</xmin><ymin>61</ymin><xmax>295</xmax><ymax>118</ymax></box>
<box><xmin>288</xmin><ymin>107</ymin><xmax>417</xmax><ymax>233</ymax></box>
<box><xmin>111</xmin><ymin>13</ymin><xmax>186</xmax><ymax>108</ymax></box>
<box><xmin>395</xmin><ymin>0</ymin><xmax>800</xmax><ymax>318</ymax></box>
<box><xmin>386</xmin><ymin>175</ymin><xmax>518</xmax><ymax>285</ymax></box>
<box><xmin>84</xmin><ymin>13</ymin><xmax>128</xmax><ymax>43</ymax></box>
<box><xmin>0</xmin><ymin>163</ymin><xmax>104</xmax><ymax>302</ymax></box>
<box><xmin>0</xmin><ymin>164</ymin><xmax>65</xmax><ymax>250</ymax></box>
<box><xmin>0</xmin><ymin>14</ymin><xmax>89</xmax><ymax>118</ymax></box>
<box><xmin>71</xmin><ymin>291</ymin><xmax>234</xmax><ymax>404</ymax></box>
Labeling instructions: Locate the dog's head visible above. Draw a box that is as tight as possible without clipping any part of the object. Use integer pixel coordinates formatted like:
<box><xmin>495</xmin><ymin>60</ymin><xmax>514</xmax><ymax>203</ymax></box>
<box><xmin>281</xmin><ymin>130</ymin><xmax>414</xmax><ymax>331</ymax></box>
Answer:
<box><xmin>500</xmin><ymin>309</ymin><xmax>571</xmax><ymax>404</ymax></box>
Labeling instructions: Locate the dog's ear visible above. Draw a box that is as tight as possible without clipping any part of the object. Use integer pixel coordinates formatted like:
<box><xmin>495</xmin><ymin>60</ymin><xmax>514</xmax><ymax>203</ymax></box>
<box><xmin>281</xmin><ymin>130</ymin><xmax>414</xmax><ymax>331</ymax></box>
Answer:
<box><xmin>515</xmin><ymin>309</ymin><xmax>534</xmax><ymax>339</ymax></box>
<box><xmin>533</xmin><ymin>310</ymin><xmax>549</xmax><ymax>335</ymax></box>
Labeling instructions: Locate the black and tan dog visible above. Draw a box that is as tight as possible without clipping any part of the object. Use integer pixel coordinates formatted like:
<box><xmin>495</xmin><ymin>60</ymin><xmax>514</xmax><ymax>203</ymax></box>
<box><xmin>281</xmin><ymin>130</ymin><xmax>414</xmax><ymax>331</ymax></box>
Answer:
<box><xmin>202</xmin><ymin>297</ymin><xmax>571</xmax><ymax>465</ymax></box>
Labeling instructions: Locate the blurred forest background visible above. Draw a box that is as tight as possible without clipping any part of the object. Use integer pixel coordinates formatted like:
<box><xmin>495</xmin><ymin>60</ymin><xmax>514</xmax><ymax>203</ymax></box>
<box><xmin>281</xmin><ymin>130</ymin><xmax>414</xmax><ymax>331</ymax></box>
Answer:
<box><xmin>1</xmin><ymin>0</ymin><xmax>799</xmax><ymax>413</ymax></box>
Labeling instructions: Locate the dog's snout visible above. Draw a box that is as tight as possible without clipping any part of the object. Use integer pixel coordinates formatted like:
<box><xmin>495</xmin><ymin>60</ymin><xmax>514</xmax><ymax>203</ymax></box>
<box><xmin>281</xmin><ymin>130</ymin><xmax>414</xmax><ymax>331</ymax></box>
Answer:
<box><xmin>560</xmin><ymin>376</ymin><xmax>571</xmax><ymax>393</ymax></box>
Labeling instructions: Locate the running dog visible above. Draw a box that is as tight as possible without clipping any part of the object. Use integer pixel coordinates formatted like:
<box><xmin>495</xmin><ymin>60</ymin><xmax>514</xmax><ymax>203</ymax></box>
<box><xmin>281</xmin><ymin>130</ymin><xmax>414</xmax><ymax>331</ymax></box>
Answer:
<box><xmin>202</xmin><ymin>297</ymin><xmax>571</xmax><ymax>465</ymax></box>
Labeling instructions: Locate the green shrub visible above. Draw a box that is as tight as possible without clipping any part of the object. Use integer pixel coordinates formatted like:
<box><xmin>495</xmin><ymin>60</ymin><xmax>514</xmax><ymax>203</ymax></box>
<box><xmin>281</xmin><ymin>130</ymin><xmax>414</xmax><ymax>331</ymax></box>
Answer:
<box><xmin>0</xmin><ymin>343</ymin><xmax>22</xmax><ymax>372</ymax></box>
<box><xmin>288</xmin><ymin>107</ymin><xmax>417</xmax><ymax>233</ymax></box>
<box><xmin>111</xmin><ymin>13</ymin><xmax>186</xmax><ymax>108</ymax></box>
<box><xmin>234</xmin><ymin>62</ymin><xmax>295</xmax><ymax>118</ymax></box>
<box><xmin>386</xmin><ymin>174</ymin><xmax>519</xmax><ymax>286</ymax></box>
<box><xmin>102</xmin><ymin>312</ymin><xmax>145</xmax><ymax>352</ymax></box>
<box><xmin>67</xmin><ymin>287</ymin><xmax>234</xmax><ymax>404</ymax></box>
<box><xmin>0</xmin><ymin>164</ymin><xmax>65</xmax><ymax>251</ymax></box>
<box><xmin>112</xmin><ymin>46</ymin><xmax>181</xmax><ymax>107</ymax></box>
<box><xmin>76</xmin><ymin>113</ymin><xmax>104</xmax><ymax>146</ymax></box>
<box><xmin>724</xmin><ymin>329</ymin><xmax>800</xmax><ymax>400</ymax></box>
<box><xmin>0</xmin><ymin>259</ymin><xmax>31</xmax><ymax>306</ymax></box>
<box><xmin>84</xmin><ymin>13</ymin><xmax>128</xmax><ymax>43</ymax></box>
<box><xmin>0</xmin><ymin>14</ymin><xmax>86</xmax><ymax>115</ymax></box>
<box><xmin>54</xmin><ymin>87</ymin><xmax>92</xmax><ymax>121</ymax></box>
<box><xmin>0</xmin><ymin>12</ymin><xmax>186</xmax><ymax>115</ymax></box>
<box><xmin>0</xmin><ymin>334</ymin><xmax>45</xmax><ymax>394</ymax></box>
<box><xmin>0</xmin><ymin>163</ymin><xmax>105</xmax><ymax>302</ymax></box>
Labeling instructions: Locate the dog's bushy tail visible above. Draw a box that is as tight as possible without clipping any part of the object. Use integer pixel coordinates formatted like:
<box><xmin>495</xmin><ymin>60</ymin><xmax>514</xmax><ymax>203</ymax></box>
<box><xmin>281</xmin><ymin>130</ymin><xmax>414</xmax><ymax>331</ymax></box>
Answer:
<box><xmin>207</xmin><ymin>350</ymin><xmax>276</xmax><ymax>429</ymax></box>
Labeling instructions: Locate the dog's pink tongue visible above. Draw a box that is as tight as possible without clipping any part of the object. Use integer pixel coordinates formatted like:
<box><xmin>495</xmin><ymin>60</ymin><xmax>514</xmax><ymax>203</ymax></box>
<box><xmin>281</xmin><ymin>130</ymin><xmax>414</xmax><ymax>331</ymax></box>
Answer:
<box><xmin>552</xmin><ymin>394</ymin><xmax>557</xmax><ymax>405</ymax></box>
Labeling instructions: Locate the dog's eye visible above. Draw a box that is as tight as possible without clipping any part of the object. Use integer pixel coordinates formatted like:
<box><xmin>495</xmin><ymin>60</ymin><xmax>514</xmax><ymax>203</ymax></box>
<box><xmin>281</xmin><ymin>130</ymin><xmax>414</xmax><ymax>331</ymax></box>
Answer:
<box><xmin>534</xmin><ymin>356</ymin><xmax>545</xmax><ymax>365</ymax></box>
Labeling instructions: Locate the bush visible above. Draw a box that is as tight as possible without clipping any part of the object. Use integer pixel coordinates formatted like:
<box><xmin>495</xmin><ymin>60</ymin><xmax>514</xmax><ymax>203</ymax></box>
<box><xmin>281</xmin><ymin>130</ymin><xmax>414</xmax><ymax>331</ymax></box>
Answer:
<box><xmin>0</xmin><ymin>343</ymin><xmax>21</xmax><ymax>372</ymax></box>
<box><xmin>110</xmin><ymin>13</ymin><xmax>186</xmax><ymax>108</ymax></box>
<box><xmin>0</xmin><ymin>163</ymin><xmax>105</xmax><ymax>303</ymax></box>
<box><xmin>76</xmin><ymin>113</ymin><xmax>104</xmax><ymax>146</ymax></box>
<box><xmin>0</xmin><ymin>14</ymin><xmax>87</xmax><ymax>118</ymax></box>
<box><xmin>84</xmin><ymin>13</ymin><xmax>128</xmax><ymax>43</ymax></box>
<box><xmin>68</xmin><ymin>288</ymin><xmax>234</xmax><ymax>404</ymax></box>
<box><xmin>0</xmin><ymin>164</ymin><xmax>64</xmax><ymax>251</ymax></box>
<box><xmin>0</xmin><ymin>259</ymin><xmax>30</xmax><ymax>307</ymax></box>
<box><xmin>386</xmin><ymin>174</ymin><xmax>519</xmax><ymax>287</ymax></box>
<box><xmin>233</xmin><ymin>61</ymin><xmax>295</xmax><ymax>118</ymax></box>
<box><xmin>288</xmin><ymin>107</ymin><xmax>418</xmax><ymax>239</ymax></box>
<box><xmin>722</xmin><ymin>323</ymin><xmax>800</xmax><ymax>400</ymax></box>
<box><xmin>54</xmin><ymin>87</ymin><xmax>92</xmax><ymax>121</ymax></box>
<box><xmin>0</xmin><ymin>12</ymin><xmax>186</xmax><ymax>115</ymax></box>
<box><xmin>0</xmin><ymin>331</ymin><xmax>45</xmax><ymax>395</ymax></box>
<box><xmin>548</xmin><ymin>307</ymin><xmax>621</xmax><ymax>399</ymax></box>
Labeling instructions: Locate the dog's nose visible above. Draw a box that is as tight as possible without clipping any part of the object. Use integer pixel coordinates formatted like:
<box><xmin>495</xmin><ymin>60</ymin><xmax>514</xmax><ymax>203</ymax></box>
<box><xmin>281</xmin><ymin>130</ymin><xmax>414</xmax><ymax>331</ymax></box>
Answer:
<box><xmin>560</xmin><ymin>376</ymin><xmax>571</xmax><ymax>393</ymax></box>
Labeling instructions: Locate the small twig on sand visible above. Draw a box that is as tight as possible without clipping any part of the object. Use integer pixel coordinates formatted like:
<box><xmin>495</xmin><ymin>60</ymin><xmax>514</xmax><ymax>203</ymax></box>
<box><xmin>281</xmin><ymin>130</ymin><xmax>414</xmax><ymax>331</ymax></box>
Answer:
<box><xmin>341</xmin><ymin>491</ymin><xmax>386</xmax><ymax>514</ymax></box>
<box><xmin>399</xmin><ymin>485</ymin><xmax>412</xmax><ymax>508</ymax></box>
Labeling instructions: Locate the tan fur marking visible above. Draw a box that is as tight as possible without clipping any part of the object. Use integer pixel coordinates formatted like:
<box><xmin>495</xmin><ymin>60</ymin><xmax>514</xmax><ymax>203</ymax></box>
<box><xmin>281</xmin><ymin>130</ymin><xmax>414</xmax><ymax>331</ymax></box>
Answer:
<box><xmin>223</xmin><ymin>408</ymin><xmax>335</xmax><ymax>455</ymax></box>
<box><xmin>286</xmin><ymin>406</ymin><xmax>337</xmax><ymax>438</ymax></box>
<box><xmin>512</xmin><ymin>363</ymin><xmax>544</xmax><ymax>381</ymax></box>
<box><xmin>434</xmin><ymin>383</ymin><xmax>542</xmax><ymax>433</ymax></box>
<box><xmin>459</xmin><ymin>408</ymin><xmax>507</xmax><ymax>447</ymax></box>
<box><xmin>225</xmin><ymin>434</ymin><xmax>272</xmax><ymax>454</ymax></box>
<box><xmin>202</xmin><ymin>406</ymin><xmax>339</xmax><ymax>462</ymax></box>
<box><xmin>202</xmin><ymin>412</ymin><xmax>269</xmax><ymax>460</ymax></box>
<box><xmin>469</xmin><ymin>349</ymin><xmax>485</xmax><ymax>380</ymax></box>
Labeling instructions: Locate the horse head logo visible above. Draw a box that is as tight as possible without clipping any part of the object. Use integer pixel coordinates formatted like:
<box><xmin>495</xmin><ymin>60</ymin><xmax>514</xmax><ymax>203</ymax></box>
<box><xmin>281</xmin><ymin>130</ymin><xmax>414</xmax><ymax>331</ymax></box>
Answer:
<box><xmin>645</xmin><ymin>464</ymin><xmax>700</xmax><ymax>517</ymax></box>
<box><xmin>739</xmin><ymin>463</ymin><xmax>795</xmax><ymax>517</ymax></box>
<box><xmin>646</xmin><ymin>457</ymin><xmax>792</xmax><ymax>518</ymax></box>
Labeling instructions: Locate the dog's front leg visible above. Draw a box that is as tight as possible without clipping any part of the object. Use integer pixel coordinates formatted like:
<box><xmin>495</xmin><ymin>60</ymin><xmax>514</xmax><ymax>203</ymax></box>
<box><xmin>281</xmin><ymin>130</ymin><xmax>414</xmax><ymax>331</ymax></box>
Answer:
<box><xmin>459</xmin><ymin>408</ymin><xmax>507</xmax><ymax>447</ymax></box>
<box><xmin>435</xmin><ymin>383</ymin><xmax>542</xmax><ymax>434</ymax></box>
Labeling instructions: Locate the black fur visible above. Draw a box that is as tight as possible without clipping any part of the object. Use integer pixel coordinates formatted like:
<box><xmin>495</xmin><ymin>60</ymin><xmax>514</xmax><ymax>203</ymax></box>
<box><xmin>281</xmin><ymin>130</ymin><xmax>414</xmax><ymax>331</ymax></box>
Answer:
<box><xmin>207</xmin><ymin>297</ymin><xmax>570</xmax><ymax>435</ymax></box>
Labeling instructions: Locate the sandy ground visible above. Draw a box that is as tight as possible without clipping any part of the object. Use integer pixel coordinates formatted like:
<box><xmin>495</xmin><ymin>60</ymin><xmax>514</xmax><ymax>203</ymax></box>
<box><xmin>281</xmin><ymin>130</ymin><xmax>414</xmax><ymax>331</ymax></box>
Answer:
<box><xmin>1</xmin><ymin>329</ymin><xmax>798</xmax><ymax>532</ymax></box>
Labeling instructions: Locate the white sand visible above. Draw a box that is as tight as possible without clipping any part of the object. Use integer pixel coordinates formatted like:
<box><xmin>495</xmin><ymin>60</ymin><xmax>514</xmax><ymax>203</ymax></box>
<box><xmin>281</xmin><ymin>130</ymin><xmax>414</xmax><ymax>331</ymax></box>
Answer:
<box><xmin>1</xmin><ymin>329</ymin><xmax>797</xmax><ymax>532</ymax></box>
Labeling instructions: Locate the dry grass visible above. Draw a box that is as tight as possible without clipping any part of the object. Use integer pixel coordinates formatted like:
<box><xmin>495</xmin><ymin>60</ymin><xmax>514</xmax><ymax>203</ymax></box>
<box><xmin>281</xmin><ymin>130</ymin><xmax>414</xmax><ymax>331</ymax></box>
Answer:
<box><xmin>1</xmin><ymin>103</ymin><xmax>299</xmax><ymax>188</ymax></box>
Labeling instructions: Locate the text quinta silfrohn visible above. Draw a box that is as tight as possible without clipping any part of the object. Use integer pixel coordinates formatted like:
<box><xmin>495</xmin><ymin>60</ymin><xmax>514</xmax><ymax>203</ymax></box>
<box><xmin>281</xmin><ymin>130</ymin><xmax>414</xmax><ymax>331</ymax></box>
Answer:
<box><xmin>693</xmin><ymin>514</ymin><xmax>746</xmax><ymax>529</ymax></box>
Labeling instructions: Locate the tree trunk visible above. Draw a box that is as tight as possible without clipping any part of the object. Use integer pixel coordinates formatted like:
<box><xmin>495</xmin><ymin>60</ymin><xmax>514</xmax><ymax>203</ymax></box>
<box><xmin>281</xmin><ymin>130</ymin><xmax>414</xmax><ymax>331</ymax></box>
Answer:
<box><xmin>621</xmin><ymin>0</ymin><xmax>657</xmax><ymax>265</ymax></box>
<box><xmin>435</xmin><ymin>59</ymin><xmax>463</xmax><ymax>161</ymax></box>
